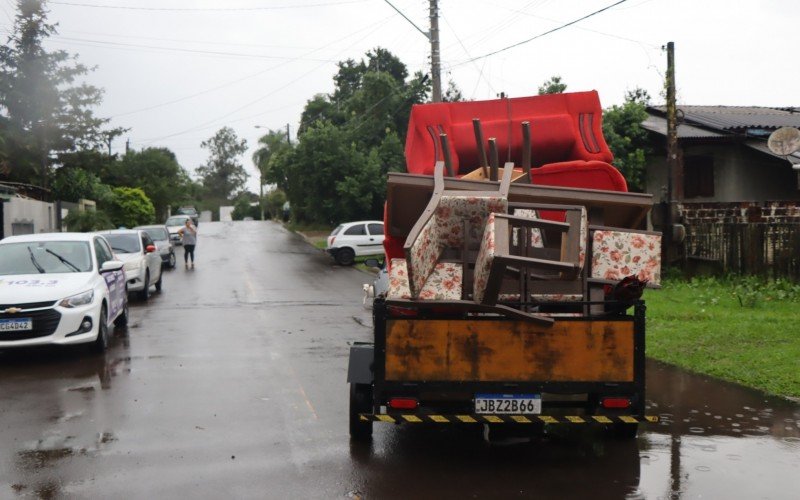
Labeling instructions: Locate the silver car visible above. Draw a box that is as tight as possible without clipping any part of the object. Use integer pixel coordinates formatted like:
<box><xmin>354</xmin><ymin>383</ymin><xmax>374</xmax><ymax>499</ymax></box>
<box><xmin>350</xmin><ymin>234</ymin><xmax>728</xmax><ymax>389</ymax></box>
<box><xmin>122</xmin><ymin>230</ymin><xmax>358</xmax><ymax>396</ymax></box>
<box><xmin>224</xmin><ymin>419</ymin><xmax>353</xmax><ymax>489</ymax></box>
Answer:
<box><xmin>97</xmin><ymin>229</ymin><xmax>164</xmax><ymax>301</ymax></box>
<box><xmin>165</xmin><ymin>215</ymin><xmax>192</xmax><ymax>246</ymax></box>
<box><xmin>135</xmin><ymin>225</ymin><xmax>177</xmax><ymax>269</ymax></box>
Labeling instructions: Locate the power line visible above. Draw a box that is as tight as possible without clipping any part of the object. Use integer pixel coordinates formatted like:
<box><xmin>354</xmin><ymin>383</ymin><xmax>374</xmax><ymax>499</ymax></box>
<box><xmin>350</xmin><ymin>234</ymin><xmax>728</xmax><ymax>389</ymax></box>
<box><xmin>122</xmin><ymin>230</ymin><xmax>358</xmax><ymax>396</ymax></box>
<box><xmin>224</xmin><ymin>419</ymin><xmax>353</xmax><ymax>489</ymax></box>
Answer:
<box><xmin>440</xmin><ymin>14</ymin><xmax>495</xmax><ymax>96</ymax></box>
<box><xmin>138</xmin><ymin>15</ymin><xmax>394</xmax><ymax>143</ymax></box>
<box><xmin>48</xmin><ymin>28</ymin><xmax>316</xmax><ymax>51</ymax></box>
<box><xmin>453</xmin><ymin>0</ymin><xmax>629</xmax><ymax>67</ymax></box>
<box><xmin>49</xmin><ymin>0</ymin><xmax>368</xmax><ymax>12</ymax></box>
<box><xmin>105</xmin><ymin>14</ymin><xmax>395</xmax><ymax>119</ymax></box>
<box><xmin>50</xmin><ymin>35</ymin><xmax>338</xmax><ymax>62</ymax></box>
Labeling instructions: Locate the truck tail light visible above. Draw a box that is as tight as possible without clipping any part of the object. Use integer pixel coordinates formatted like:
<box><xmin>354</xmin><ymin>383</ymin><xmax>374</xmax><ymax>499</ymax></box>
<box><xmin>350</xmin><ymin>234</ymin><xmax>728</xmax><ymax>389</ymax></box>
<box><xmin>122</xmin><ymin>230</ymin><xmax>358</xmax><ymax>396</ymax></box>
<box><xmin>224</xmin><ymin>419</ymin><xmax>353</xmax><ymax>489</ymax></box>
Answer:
<box><xmin>388</xmin><ymin>397</ymin><xmax>418</xmax><ymax>410</ymax></box>
<box><xmin>601</xmin><ymin>397</ymin><xmax>631</xmax><ymax>409</ymax></box>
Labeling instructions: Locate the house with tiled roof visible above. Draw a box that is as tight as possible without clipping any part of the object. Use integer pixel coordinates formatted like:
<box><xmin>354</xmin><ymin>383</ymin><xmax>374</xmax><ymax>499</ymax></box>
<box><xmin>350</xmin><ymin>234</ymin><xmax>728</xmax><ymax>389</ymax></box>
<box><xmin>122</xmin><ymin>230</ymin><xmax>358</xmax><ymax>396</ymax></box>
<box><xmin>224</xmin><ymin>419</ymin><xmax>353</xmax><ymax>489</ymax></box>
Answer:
<box><xmin>643</xmin><ymin>105</ymin><xmax>800</xmax><ymax>205</ymax></box>
<box><xmin>641</xmin><ymin>106</ymin><xmax>800</xmax><ymax>278</ymax></box>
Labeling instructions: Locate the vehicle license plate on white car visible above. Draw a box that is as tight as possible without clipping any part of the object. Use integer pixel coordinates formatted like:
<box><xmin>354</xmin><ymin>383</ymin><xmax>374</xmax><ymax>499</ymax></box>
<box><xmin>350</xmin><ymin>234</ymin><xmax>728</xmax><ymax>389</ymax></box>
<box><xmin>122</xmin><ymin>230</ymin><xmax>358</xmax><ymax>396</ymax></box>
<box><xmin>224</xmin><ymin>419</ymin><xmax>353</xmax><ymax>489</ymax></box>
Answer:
<box><xmin>474</xmin><ymin>393</ymin><xmax>541</xmax><ymax>414</ymax></box>
<box><xmin>0</xmin><ymin>318</ymin><xmax>33</xmax><ymax>332</ymax></box>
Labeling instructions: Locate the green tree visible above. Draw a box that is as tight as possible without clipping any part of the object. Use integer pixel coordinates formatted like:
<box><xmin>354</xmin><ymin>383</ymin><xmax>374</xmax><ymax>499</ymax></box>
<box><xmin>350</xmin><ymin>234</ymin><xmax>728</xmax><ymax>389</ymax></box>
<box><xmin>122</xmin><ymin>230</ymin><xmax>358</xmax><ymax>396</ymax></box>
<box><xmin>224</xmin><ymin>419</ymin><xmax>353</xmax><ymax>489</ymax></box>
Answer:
<box><xmin>602</xmin><ymin>88</ymin><xmax>652</xmax><ymax>192</ymax></box>
<box><xmin>196</xmin><ymin>127</ymin><xmax>248</xmax><ymax>199</ymax></box>
<box><xmin>231</xmin><ymin>192</ymin><xmax>259</xmax><ymax>220</ymax></box>
<box><xmin>284</xmin><ymin>122</ymin><xmax>384</xmax><ymax>224</ymax></box>
<box><xmin>51</xmin><ymin>166</ymin><xmax>112</xmax><ymax>203</ymax></box>
<box><xmin>63</xmin><ymin>209</ymin><xmax>113</xmax><ymax>232</ymax></box>
<box><xmin>252</xmin><ymin>128</ymin><xmax>292</xmax><ymax>191</ymax></box>
<box><xmin>266</xmin><ymin>189</ymin><xmax>287</xmax><ymax>219</ymax></box>
<box><xmin>538</xmin><ymin>75</ymin><xmax>567</xmax><ymax>95</ymax></box>
<box><xmin>0</xmin><ymin>0</ymin><xmax>113</xmax><ymax>187</ymax></box>
<box><xmin>105</xmin><ymin>186</ymin><xmax>155</xmax><ymax>228</ymax></box>
<box><xmin>443</xmin><ymin>80</ymin><xmax>464</xmax><ymax>102</ymax></box>
<box><xmin>112</xmin><ymin>147</ymin><xmax>191</xmax><ymax>220</ymax></box>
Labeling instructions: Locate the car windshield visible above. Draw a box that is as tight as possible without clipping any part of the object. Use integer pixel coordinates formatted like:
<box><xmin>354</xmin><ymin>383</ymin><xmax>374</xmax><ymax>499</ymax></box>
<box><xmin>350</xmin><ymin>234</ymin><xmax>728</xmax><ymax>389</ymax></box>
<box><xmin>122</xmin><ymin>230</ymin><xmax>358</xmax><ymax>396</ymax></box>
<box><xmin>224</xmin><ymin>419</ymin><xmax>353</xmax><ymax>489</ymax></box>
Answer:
<box><xmin>331</xmin><ymin>225</ymin><xmax>343</xmax><ymax>236</ymax></box>
<box><xmin>142</xmin><ymin>228</ymin><xmax>168</xmax><ymax>241</ymax></box>
<box><xmin>176</xmin><ymin>208</ymin><xmax>197</xmax><ymax>215</ymax></box>
<box><xmin>165</xmin><ymin>217</ymin><xmax>188</xmax><ymax>227</ymax></box>
<box><xmin>0</xmin><ymin>241</ymin><xmax>92</xmax><ymax>275</ymax></box>
<box><xmin>103</xmin><ymin>233</ymin><xmax>141</xmax><ymax>254</ymax></box>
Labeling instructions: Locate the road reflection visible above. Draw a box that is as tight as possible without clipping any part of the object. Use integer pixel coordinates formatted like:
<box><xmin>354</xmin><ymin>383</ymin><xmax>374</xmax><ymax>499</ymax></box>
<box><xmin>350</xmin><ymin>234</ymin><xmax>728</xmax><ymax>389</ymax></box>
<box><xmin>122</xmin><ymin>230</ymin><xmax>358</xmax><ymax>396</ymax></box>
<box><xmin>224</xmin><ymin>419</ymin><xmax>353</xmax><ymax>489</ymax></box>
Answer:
<box><xmin>0</xmin><ymin>325</ymin><xmax>132</xmax><ymax>496</ymax></box>
<box><xmin>638</xmin><ymin>360</ymin><xmax>800</xmax><ymax>499</ymax></box>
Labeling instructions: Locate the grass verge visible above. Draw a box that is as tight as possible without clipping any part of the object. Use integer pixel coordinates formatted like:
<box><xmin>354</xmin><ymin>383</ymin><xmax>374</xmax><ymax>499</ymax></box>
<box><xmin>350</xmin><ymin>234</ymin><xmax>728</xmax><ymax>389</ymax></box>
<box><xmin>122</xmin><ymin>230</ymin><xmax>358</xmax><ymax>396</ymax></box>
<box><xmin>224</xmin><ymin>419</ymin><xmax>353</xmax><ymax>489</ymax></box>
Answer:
<box><xmin>645</xmin><ymin>276</ymin><xmax>800</xmax><ymax>398</ymax></box>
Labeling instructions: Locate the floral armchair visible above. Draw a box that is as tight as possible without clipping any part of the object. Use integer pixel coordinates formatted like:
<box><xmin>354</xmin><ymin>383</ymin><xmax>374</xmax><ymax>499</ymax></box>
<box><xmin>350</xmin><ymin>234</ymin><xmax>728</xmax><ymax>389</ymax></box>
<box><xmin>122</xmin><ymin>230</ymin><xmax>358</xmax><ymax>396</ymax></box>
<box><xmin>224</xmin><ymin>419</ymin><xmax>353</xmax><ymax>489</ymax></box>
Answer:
<box><xmin>391</xmin><ymin>161</ymin><xmax>513</xmax><ymax>301</ymax></box>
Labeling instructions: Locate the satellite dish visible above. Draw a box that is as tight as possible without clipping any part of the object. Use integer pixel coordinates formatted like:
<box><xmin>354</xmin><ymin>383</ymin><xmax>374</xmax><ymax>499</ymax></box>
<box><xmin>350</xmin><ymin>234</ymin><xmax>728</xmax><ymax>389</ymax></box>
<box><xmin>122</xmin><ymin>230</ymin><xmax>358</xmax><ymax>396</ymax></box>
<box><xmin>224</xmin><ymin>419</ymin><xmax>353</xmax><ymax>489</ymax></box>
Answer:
<box><xmin>767</xmin><ymin>127</ymin><xmax>800</xmax><ymax>156</ymax></box>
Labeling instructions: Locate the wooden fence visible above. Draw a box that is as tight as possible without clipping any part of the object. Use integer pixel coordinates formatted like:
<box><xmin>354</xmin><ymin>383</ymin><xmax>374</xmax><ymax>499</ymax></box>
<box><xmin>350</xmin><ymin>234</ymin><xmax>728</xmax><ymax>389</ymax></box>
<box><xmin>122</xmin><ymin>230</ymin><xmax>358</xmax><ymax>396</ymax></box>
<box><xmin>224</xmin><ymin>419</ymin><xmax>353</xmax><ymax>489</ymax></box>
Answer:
<box><xmin>682</xmin><ymin>222</ymin><xmax>800</xmax><ymax>280</ymax></box>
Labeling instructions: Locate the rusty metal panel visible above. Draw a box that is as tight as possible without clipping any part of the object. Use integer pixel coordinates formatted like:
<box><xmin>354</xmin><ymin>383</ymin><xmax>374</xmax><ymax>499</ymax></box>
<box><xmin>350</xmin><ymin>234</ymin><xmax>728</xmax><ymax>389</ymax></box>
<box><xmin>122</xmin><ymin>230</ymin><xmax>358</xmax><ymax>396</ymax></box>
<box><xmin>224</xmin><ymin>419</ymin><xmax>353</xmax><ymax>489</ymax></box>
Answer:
<box><xmin>385</xmin><ymin>319</ymin><xmax>634</xmax><ymax>382</ymax></box>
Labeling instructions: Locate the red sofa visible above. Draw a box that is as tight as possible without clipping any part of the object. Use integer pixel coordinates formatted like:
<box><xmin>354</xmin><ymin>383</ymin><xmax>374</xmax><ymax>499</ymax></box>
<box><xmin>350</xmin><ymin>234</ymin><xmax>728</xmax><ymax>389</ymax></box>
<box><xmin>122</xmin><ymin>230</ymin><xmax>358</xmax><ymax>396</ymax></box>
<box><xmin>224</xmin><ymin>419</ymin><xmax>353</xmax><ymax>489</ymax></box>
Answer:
<box><xmin>404</xmin><ymin>90</ymin><xmax>625</xmax><ymax>191</ymax></box>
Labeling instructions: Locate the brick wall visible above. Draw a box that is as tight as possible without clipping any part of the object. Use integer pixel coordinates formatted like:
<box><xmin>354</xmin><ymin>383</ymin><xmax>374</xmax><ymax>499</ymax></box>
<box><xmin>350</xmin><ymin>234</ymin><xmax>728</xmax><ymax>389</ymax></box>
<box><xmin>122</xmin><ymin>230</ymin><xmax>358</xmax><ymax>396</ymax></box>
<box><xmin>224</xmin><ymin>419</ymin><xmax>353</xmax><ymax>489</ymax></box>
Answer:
<box><xmin>679</xmin><ymin>201</ymin><xmax>800</xmax><ymax>224</ymax></box>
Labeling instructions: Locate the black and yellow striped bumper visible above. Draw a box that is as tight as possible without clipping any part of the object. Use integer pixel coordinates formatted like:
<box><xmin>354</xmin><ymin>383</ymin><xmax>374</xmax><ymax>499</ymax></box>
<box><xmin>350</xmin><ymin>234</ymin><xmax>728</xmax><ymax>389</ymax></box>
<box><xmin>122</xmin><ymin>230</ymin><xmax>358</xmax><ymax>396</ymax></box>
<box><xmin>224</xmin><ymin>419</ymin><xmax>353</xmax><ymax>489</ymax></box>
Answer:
<box><xmin>359</xmin><ymin>414</ymin><xmax>658</xmax><ymax>424</ymax></box>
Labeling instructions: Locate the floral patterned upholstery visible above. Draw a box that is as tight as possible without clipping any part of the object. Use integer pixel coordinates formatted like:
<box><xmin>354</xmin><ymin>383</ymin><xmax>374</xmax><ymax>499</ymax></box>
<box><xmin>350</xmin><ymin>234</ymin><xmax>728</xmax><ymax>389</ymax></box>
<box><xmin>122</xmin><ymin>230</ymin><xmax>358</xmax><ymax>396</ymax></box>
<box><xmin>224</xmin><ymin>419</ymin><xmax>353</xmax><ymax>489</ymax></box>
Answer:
<box><xmin>473</xmin><ymin>213</ymin><xmax>497</xmax><ymax>304</ymax></box>
<box><xmin>512</xmin><ymin>209</ymin><xmax>544</xmax><ymax>248</ymax></box>
<box><xmin>590</xmin><ymin>231</ymin><xmax>661</xmax><ymax>285</ymax></box>
<box><xmin>434</xmin><ymin>195</ymin><xmax>508</xmax><ymax>248</ymax></box>
<box><xmin>408</xmin><ymin>221</ymin><xmax>443</xmax><ymax>296</ymax></box>
<box><xmin>407</xmin><ymin>194</ymin><xmax>506</xmax><ymax>298</ymax></box>
<box><xmin>388</xmin><ymin>258</ymin><xmax>463</xmax><ymax>300</ymax></box>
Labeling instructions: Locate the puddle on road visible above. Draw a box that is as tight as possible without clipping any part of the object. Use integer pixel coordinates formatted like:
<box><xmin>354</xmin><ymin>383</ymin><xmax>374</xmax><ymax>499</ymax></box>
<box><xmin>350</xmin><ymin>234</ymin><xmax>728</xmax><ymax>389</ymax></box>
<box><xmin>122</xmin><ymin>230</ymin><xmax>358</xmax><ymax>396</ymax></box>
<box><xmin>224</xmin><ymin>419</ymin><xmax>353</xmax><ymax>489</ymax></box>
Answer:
<box><xmin>347</xmin><ymin>359</ymin><xmax>800</xmax><ymax>499</ymax></box>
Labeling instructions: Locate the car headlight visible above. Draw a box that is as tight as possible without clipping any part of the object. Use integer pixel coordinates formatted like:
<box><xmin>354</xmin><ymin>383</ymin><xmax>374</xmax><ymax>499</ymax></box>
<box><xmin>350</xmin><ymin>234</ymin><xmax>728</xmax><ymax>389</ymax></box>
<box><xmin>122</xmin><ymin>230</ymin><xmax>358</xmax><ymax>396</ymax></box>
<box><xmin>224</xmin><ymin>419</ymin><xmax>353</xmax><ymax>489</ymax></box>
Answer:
<box><xmin>123</xmin><ymin>260</ymin><xmax>141</xmax><ymax>272</ymax></box>
<box><xmin>59</xmin><ymin>290</ymin><xmax>95</xmax><ymax>308</ymax></box>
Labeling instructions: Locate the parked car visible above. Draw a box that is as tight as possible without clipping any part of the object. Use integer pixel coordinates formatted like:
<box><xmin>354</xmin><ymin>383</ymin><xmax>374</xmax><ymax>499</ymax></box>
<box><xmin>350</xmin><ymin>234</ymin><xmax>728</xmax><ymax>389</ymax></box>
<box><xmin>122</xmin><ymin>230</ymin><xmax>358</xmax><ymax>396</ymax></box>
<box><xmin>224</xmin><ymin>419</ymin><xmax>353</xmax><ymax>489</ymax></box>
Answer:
<box><xmin>165</xmin><ymin>215</ymin><xmax>192</xmax><ymax>246</ymax></box>
<box><xmin>0</xmin><ymin>232</ymin><xmax>128</xmax><ymax>352</ymax></box>
<box><xmin>97</xmin><ymin>229</ymin><xmax>163</xmax><ymax>300</ymax></box>
<box><xmin>135</xmin><ymin>224</ymin><xmax>176</xmax><ymax>269</ymax></box>
<box><xmin>326</xmin><ymin>220</ymin><xmax>385</xmax><ymax>266</ymax></box>
<box><xmin>175</xmin><ymin>206</ymin><xmax>199</xmax><ymax>225</ymax></box>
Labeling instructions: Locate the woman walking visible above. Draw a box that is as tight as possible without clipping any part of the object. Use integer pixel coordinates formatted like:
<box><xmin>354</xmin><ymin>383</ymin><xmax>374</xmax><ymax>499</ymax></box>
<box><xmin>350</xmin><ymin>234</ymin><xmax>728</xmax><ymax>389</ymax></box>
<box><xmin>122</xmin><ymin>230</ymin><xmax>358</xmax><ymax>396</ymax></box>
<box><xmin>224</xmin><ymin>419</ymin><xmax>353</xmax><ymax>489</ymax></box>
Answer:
<box><xmin>178</xmin><ymin>219</ymin><xmax>197</xmax><ymax>268</ymax></box>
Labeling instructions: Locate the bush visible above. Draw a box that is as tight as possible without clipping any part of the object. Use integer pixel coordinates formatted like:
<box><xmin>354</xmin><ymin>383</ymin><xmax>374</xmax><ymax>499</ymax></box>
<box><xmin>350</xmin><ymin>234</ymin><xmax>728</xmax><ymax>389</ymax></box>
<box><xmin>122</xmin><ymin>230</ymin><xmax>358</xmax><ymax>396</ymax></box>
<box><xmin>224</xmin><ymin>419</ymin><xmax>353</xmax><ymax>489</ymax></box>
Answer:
<box><xmin>105</xmin><ymin>187</ymin><xmax>155</xmax><ymax>228</ymax></box>
<box><xmin>63</xmin><ymin>210</ymin><xmax>114</xmax><ymax>232</ymax></box>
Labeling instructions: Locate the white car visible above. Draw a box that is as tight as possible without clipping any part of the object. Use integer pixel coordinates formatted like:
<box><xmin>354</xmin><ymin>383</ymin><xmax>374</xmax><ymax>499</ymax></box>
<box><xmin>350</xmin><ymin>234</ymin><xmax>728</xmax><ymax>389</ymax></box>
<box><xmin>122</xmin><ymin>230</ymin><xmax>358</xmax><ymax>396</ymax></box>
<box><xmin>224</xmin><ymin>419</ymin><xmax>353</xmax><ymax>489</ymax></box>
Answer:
<box><xmin>0</xmin><ymin>232</ymin><xmax>128</xmax><ymax>351</ymax></box>
<box><xmin>326</xmin><ymin>220</ymin><xmax>385</xmax><ymax>266</ymax></box>
<box><xmin>98</xmin><ymin>230</ymin><xmax>163</xmax><ymax>300</ymax></box>
<box><xmin>165</xmin><ymin>215</ymin><xmax>192</xmax><ymax>246</ymax></box>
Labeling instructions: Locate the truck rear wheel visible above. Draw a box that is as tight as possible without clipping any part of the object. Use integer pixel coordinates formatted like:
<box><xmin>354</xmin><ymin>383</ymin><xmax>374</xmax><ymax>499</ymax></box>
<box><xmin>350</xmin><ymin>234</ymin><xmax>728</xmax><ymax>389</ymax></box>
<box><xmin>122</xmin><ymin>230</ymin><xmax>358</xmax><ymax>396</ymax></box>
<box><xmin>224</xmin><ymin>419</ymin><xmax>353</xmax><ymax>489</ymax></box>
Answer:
<box><xmin>349</xmin><ymin>383</ymin><xmax>373</xmax><ymax>441</ymax></box>
<box><xmin>611</xmin><ymin>422</ymin><xmax>639</xmax><ymax>440</ymax></box>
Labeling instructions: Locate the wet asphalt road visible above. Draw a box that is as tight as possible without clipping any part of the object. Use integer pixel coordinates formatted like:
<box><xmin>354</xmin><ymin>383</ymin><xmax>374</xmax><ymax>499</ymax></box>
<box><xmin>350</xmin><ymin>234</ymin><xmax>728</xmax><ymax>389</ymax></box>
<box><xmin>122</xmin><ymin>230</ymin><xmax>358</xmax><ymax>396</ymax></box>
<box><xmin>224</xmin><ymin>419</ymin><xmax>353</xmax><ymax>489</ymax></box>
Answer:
<box><xmin>1</xmin><ymin>221</ymin><xmax>799</xmax><ymax>499</ymax></box>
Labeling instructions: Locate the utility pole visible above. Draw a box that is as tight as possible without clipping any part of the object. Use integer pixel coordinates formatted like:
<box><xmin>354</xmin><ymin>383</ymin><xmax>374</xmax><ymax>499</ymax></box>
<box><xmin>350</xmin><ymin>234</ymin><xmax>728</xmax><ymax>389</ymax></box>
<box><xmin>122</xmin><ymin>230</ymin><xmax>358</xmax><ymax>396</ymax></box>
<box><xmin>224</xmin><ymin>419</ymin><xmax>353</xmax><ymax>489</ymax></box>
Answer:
<box><xmin>429</xmin><ymin>0</ymin><xmax>442</xmax><ymax>102</ymax></box>
<box><xmin>125</xmin><ymin>138</ymin><xmax>131</xmax><ymax>155</ymax></box>
<box><xmin>664</xmin><ymin>41</ymin><xmax>682</xmax><ymax>262</ymax></box>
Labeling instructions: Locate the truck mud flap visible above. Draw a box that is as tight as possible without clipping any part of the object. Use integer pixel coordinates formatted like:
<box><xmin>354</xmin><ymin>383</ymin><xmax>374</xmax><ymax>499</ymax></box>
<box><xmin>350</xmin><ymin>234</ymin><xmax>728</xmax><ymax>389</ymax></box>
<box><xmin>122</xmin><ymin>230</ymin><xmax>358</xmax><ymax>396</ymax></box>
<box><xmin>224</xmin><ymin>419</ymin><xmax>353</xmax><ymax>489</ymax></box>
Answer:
<box><xmin>358</xmin><ymin>414</ymin><xmax>658</xmax><ymax>424</ymax></box>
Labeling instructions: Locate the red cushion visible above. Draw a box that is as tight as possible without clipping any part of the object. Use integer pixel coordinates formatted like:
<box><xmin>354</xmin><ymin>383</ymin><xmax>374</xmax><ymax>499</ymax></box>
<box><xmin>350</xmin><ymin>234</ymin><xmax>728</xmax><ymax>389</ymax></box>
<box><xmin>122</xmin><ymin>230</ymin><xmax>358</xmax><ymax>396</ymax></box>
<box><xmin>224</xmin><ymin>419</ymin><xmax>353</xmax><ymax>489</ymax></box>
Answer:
<box><xmin>405</xmin><ymin>91</ymin><xmax>613</xmax><ymax>175</ymax></box>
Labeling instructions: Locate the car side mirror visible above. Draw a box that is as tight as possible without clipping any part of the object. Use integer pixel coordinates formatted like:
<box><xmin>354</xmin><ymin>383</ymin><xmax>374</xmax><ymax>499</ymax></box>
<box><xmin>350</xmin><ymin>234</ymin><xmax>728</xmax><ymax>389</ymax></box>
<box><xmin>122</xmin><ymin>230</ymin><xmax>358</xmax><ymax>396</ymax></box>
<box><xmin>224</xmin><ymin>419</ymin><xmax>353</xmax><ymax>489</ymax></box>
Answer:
<box><xmin>100</xmin><ymin>260</ymin><xmax>124</xmax><ymax>273</ymax></box>
<box><xmin>146</xmin><ymin>244</ymin><xmax>156</xmax><ymax>253</ymax></box>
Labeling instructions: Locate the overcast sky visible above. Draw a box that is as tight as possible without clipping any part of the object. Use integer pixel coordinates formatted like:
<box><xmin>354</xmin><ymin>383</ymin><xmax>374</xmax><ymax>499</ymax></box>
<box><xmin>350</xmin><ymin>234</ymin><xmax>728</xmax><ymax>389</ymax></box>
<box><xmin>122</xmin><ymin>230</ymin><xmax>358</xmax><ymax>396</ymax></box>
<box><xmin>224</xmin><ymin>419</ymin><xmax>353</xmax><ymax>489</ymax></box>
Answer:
<box><xmin>1</xmin><ymin>0</ymin><xmax>796</xmax><ymax>193</ymax></box>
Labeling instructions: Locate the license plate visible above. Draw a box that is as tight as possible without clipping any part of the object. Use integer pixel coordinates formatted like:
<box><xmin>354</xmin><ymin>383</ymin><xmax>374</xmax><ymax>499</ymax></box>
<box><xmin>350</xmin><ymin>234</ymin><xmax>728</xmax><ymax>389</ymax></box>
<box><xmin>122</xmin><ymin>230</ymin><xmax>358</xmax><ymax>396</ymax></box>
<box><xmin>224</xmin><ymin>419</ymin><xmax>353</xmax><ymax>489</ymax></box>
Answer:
<box><xmin>474</xmin><ymin>393</ymin><xmax>541</xmax><ymax>414</ymax></box>
<box><xmin>0</xmin><ymin>318</ymin><xmax>33</xmax><ymax>332</ymax></box>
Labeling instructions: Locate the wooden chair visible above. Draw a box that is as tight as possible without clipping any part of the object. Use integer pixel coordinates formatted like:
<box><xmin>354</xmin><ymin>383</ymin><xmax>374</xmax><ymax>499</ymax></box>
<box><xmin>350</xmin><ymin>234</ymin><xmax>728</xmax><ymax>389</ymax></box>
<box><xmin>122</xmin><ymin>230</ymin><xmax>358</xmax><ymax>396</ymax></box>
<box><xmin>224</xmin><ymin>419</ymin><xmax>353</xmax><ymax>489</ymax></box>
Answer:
<box><xmin>473</xmin><ymin>211</ymin><xmax>583</xmax><ymax>307</ymax></box>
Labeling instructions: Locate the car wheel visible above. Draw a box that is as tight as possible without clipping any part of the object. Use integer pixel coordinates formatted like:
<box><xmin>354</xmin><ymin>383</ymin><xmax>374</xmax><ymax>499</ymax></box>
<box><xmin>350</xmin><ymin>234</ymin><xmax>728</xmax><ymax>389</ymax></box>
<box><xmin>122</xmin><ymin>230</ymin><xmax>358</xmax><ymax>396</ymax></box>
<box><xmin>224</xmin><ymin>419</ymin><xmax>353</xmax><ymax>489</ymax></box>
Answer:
<box><xmin>114</xmin><ymin>300</ymin><xmax>128</xmax><ymax>327</ymax></box>
<box><xmin>349</xmin><ymin>383</ymin><xmax>373</xmax><ymax>441</ymax></box>
<box><xmin>336</xmin><ymin>247</ymin><xmax>356</xmax><ymax>266</ymax></box>
<box><xmin>92</xmin><ymin>304</ymin><xmax>109</xmax><ymax>353</ymax></box>
<box><xmin>139</xmin><ymin>271</ymin><xmax>150</xmax><ymax>301</ymax></box>
<box><xmin>155</xmin><ymin>270</ymin><xmax>163</xmax><ymax>292</ymax></box>
<box><xmin>168</xmin><ymin>252</ymin><xmax>176</xmax><ymax>269</ymax></box>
